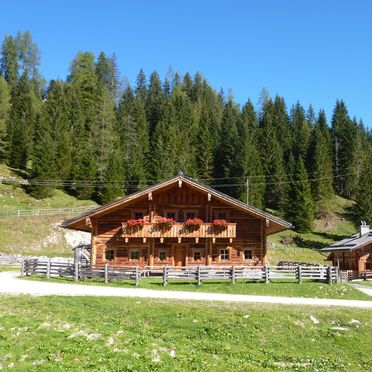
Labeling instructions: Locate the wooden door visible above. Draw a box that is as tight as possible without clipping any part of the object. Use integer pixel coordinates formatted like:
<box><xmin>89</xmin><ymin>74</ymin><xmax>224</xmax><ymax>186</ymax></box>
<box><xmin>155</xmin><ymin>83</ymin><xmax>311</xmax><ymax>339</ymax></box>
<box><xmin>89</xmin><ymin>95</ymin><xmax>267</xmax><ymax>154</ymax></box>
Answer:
<box><xmin>173</xmin><ymin>244</ymin><xmax>187</xmax><ymax>266</ymax></box>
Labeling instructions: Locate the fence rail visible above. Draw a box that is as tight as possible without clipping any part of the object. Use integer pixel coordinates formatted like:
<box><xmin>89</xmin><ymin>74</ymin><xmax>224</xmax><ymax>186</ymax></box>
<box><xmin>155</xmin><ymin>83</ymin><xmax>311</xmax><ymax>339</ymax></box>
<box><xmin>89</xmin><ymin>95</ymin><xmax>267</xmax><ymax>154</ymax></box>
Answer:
<box><xmin>0</xmin><ymin>205</ymin><xmax>95</xmax><ymax>218</ymax></box>
<box><xmin>21</xmin><ymin>259</ymin><xmax>340</xmax><ymax>286</ymax></box>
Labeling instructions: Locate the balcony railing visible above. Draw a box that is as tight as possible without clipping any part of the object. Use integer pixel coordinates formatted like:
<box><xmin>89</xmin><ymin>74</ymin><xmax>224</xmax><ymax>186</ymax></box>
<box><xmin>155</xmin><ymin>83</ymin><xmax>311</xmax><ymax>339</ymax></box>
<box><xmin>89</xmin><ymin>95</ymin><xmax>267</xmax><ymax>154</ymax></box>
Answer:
<box><xmin>122</xmin><ymin>222</ymin><xmax>236</xmax><ymax>239</ymax></box>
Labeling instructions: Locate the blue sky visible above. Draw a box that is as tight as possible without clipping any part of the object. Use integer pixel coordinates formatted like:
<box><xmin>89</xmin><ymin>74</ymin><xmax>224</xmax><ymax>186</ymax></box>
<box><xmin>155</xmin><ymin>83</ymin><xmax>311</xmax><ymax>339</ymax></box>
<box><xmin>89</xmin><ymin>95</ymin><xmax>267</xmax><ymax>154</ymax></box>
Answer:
<box><xmin>1</xmin><ymin>0</ymin><xmax>372</xmax><ymax>125</ymax></box>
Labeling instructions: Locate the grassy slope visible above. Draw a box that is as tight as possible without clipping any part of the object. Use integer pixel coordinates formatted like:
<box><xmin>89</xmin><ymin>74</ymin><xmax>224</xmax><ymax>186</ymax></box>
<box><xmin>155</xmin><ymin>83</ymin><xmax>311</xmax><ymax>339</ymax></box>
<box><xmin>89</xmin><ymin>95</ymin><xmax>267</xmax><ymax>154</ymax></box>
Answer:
<box><xmin>23</xmin><ymin>276</ymin><xmax>371</xmax><ymax>300</ymax></box>
<box><xmin>267</xmin><ymin>196</ymin><xmax>356</xmax><ymax>265</ymax></box>
<box><xmin>0</xmin><ymin>295</ymin><xmax>371</xmax><ymax>371</ymax></box>
<box><xmin>0</xmin><ymin>165</ymin><xmax>96</xmax><ymax>256</ymax></box>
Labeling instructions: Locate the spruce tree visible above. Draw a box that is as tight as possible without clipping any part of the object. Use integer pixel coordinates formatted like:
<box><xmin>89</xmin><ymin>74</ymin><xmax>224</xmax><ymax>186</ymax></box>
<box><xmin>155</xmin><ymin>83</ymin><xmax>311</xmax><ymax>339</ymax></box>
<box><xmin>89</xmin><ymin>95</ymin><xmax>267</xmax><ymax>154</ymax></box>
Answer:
<box><xmin>95</xmin><ymin>52</ymin><xmax>120</xmax><ymax>102</ymax></box>
<box><xmin>354</xmin><ymin>151</ymin><xmax>372</xmax><ymax>223</ymax></box>
<box><xmin>331</xmin><ymin>100</ymin><xmax>358</xmax><ymax>197</ymax></box>
<box><xmin>146</xmin><ymin>71</ymin><xmax>163</xmax><ymax>135</ymax></box>
<box><xmin>310</xmin><ymin>110</ymin><xmax>334</xmax><ymax>213</ymax></box>
<box><xmin>8</xmin><ymin>72</ymin><xmax>37</xmax><ymax>169</ymax></box>
<box><xmin>135</xmin><ymin>68</ymin><xmax>147</xmax><ymax>102</ymax></box>
<box><xmin>237</xmin><ymin>101</ymin><xmax>265</xmax><ymax>207</ymax></box>
<box><xmin>0</xmin><ymin>35</ymin><xmax>18</xmax><ymax>91</ymax></box>
<box><xmin>258</xmin><ymin>99</ymin><xmax>287</xmax><ymax>210</ymax></box>
<box><xmin>0</xmin><ymin>77</ymin><xmax>11</xmax><ymax>161</ymax></box>
<box><xmin>273</xmin><ymin>96</ymin><xmax>292</xmax><ymax>160</ymax></box>
<box><xmin>285</xmin><ymin>156</ymin><xmax>314</xmax><ymax>232</ymax></box>
<box><xmin>291</xmin><ymin>102</ymin><xmax>311</xmax><ymax>162</ymax></box>
<box><xmin>216</xmin><ymin>99</ymin><xmax>240</xmax><ymax>197</ymax></box>
<box><xmin>31</xmin><ymin>106</ymin><xmax>56</xmax><ymax>198</ymax></box>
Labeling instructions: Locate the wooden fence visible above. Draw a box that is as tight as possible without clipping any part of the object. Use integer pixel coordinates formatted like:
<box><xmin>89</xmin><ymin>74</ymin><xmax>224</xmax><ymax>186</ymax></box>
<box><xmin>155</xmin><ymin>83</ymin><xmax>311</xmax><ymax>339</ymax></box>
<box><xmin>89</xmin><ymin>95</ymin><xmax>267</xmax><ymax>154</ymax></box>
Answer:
<box><xmin>0</xmin><ymin>205</ymin><xmax>95</xmax><ymax>218</ymax></box>
<box><xmin>161</xmin><ymin>265</ymin><xmax>339</xmax><ymax>285</ymax></box>
<box><xmin>21</xmin><ymin>259</ymin><xmax>339</xmax><ymax>286</ymax></box>
<box><xmin>22</xmin><ymin>258</ymin><xmax>141</xmax><ymax>285</ymax></box>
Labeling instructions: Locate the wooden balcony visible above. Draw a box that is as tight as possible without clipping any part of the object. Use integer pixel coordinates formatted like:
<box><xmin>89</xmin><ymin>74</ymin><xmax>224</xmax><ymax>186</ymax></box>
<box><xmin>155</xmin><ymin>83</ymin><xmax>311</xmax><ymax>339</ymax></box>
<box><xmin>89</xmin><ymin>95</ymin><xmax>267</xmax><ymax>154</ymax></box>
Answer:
<box><xmin>122</xmin><ymin>222</ymin><xmax>236</xmax><ymax>240</ymax></box>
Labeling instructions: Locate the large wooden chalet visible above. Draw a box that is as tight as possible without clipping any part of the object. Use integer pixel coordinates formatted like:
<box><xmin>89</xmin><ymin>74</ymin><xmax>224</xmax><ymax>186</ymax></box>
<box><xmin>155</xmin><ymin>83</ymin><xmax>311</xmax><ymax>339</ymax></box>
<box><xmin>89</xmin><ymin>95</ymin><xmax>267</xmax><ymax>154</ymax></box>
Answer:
<box><xmin>62</xmin><ymin>174</ymin><xmax>292</xmax><ymax>267</ymax></box>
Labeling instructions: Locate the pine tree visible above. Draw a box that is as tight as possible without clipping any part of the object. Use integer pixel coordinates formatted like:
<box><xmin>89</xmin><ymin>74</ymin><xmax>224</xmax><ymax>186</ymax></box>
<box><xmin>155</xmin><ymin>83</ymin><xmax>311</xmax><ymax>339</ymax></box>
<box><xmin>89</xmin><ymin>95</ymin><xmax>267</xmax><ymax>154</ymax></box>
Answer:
<box><xmin>237</xmin><ymin>101</ymin><xmax>265</xmax><ymax>207</ymax></box>
<box><xmin>117</xmin><ymin>86</ymin><xmax>149</xmax><ymax>192</ymax></box>
<box><xmin>216</xmin><ymin>99</ymin><xmax>240</xmax><ymax>197</ymax></box>
<box><xmin>310</xmin><ymin>110</ymin><xmax>334</xmax><ymax>213</ymax></box>
<box><xmin>135</xmin><ymin>68</ymin><xmax>147</xmax><ymax>102</ymax></box>
<box><xmin>146</xmin><ymin>71</ymin><xmax>163</xmax><ymax>135</ymax></box>
<box><xmin>273</xmin><ymin>96</ymin><xmax>292</xmax><ymax>160</ymax></box>
<box><xmin>354</xmin><ymin>150</ymin><xmax>372</xmax><ymax>223</ymax></box>
<box><xmin>285</xmin><ymin>156</ymin><xmax>314</xmax><ymax>232</ymax></box>
<box><xmin>0</xmin><ymin>35</ymin><xmax>18</xmax><ymax>91</ymax></box>
<box><xmin>31</xmin><ymin>103</ymin><xmax>56</xmax><ymax>198</ymax></box>
<box><xmin>331</xmin><ymin>100</ymin><xmax>358</xmax><ymax>197</ymax></box>
<box><xmin>291</xmin><ymin>102</ymin><xmax>311</xmax><ymax>161</ymax></box>
<box><xmin>0</xmin><ymin>76</ymin><xmax>11</xmax><ymax>161</ymax></box>
<box><xmin>68</xmin><ymin>88</ymin><xmax>96</xmax><ymax>200</ymax></box>
<box><xmin>93</xmin><ymin>86</ymin><xmax>117</xmax><ymax>202</ymax></box>
<box><xmin>259</xmin><ymin>99</ymin><xmax>287</xmax><ymax>210</ymax></box>
<box><xmin>8</xmin><ymin>72</ymin><xmax>37</xmax><ymax>169</ymax></box>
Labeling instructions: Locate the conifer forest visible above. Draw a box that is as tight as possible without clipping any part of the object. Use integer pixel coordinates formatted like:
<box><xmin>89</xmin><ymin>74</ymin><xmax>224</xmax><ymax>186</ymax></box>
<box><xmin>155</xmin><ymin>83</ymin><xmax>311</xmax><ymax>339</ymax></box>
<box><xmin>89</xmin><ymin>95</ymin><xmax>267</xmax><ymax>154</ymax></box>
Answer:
<box><xmin>0</xmin><ymin>32</ymin><xmax>371</xmax><ymax>232</ymax></box>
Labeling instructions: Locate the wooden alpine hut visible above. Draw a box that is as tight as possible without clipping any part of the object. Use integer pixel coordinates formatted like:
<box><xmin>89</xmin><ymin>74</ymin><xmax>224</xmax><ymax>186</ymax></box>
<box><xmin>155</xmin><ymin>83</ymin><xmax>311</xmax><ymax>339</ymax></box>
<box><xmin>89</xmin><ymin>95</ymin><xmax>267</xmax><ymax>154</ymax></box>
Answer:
<box><xmin>62</xmin><ymin>173</ymin><xmax>292</xmax><ymax>267</ymax></box>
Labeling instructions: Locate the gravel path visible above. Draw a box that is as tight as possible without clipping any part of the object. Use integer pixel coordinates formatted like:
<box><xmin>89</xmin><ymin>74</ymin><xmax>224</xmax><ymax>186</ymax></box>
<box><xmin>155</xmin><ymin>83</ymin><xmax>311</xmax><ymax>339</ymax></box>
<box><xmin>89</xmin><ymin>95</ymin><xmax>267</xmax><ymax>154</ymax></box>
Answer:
<box><xmin>1</xmin><ymin>272</ymin><xmax>372</xmax><ymax>308</ymax></box>
<box><xmin>352</xmin><ymin>283</ymin><xmax>372</xmax><ymax>297</ymax></box>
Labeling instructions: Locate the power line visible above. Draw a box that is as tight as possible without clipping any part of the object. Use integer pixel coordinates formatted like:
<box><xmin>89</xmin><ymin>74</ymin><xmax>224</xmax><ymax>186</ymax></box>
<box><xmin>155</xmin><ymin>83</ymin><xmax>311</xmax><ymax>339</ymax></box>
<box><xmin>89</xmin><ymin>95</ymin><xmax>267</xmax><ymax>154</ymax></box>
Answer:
<box><xmin>4</xmin><ymin>171</ymin><xmax>357</xmax><ymax>189</ymax></box>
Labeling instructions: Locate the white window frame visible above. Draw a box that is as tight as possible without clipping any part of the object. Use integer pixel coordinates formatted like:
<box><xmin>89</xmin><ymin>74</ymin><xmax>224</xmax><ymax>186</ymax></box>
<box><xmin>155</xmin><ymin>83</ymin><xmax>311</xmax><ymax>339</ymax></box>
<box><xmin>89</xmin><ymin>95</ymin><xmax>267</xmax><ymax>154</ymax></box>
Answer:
<box><xmin>220</xmin><ymin>249</ymin><xmax>229</xmax><ymax>261</ymax></box>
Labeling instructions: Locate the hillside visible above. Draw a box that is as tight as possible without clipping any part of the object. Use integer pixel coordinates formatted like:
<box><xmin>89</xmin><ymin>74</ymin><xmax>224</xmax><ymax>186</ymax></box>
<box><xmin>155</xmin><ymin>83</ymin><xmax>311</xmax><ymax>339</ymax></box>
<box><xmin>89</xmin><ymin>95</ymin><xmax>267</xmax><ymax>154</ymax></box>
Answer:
<box><xmin>0</xmin><ymin>165</ymin><xmax>96</xmax><ymax>257</ymax></box>
<box><xmin>0</xmin><ymin>165</ymin><xmax>357</xmax><ymax>261</ymax></box>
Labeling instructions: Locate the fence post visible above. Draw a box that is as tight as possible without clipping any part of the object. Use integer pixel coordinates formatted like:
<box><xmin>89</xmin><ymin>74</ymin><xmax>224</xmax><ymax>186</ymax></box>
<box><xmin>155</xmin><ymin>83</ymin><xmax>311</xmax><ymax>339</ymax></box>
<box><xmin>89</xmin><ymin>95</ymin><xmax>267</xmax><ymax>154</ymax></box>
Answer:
<box><xmin>264</xmin><ymin>265</ymin><xmax>269</xmax><ymax>283</ymax></box>
<box><xmin>197</xmin><ymin>265</ymin><xmax>202</xmax><ymax>286</ymax></box>
<box><xmin>20</xmin><ymin>258</ymin><xmax>25</xmax><ymax>277</ymax></box>
<box><xmin>336</xmin><ymin>267</ymin><xmax>341</xmax><ymax>283</ymax></box>
<box><xmin>74</xmin><ymin>262</ymin><xmax>79</xmax><ymax>281</ymax></box>
<box><xmin>297</xmin><ymin>266</ymin><xmax>302</xmax><ymax>284</ymax></box>
<box><xmin>231</xmin><ymin>265</ymin><xmax>236</xmax><ymax>284</ymax></box>
<box><xmin>47</xmin><ymin>258</ymin><xmax>51</xmax><ymax>278</ymax></box>
<box><xmin>104</xmin><ymin>263</ymin><xmax>109</xmax><ymax>284</ymax></box>
<box><xmin>163</xmin><ymin>266</ymin><xmax>168</xmax><ymax>286</ymax></box>
<box><xmin>327</xmin><ymin>266</ymin><xmax>332</xmax><ymax>285</ymax></box>
<box><xmin>135</xmin><ymin>266</ymin><xmax>140</xmax><ymax>286</ymax></box>
<box><xmin>364</xmin><ymin>270</ymin><xmax>367</xmax><ymax>281</ymax></box>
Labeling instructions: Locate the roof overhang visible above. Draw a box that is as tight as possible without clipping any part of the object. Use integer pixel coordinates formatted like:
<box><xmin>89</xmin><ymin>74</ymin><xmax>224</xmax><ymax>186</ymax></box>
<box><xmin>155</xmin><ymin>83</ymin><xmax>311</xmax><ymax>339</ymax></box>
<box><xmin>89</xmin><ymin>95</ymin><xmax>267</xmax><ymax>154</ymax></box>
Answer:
<box><xmin>61</xmin><ymin>175</ymin><xmax>292</xmax><ymax>235</ymax></box>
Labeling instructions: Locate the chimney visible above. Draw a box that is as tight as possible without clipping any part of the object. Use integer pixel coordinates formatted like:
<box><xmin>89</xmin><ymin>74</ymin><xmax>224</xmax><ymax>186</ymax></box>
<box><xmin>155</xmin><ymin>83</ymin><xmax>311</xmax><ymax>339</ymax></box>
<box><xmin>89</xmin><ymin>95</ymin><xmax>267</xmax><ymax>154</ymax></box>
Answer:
<box><xmin>360</xmin><ymin>221</ymin><xmax>370</xmax><ymax>237</ymax></box>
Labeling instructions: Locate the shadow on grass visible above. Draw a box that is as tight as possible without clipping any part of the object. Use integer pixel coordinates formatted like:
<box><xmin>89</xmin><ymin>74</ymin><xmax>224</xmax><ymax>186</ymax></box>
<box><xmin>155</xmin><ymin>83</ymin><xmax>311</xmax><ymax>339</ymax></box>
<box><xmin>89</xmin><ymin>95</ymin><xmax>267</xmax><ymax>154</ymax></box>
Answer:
<box><xmin>292</xmin><ymin>236</ymin><xmax>328</xmax><ymax>250</ymax></box>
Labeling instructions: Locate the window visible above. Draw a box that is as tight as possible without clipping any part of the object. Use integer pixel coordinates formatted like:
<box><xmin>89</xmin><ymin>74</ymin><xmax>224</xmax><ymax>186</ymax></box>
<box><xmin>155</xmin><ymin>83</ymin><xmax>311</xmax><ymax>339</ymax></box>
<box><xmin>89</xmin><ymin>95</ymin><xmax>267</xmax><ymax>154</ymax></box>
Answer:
<box><xmin>105</xmin><ymin>249</ymin><xmax>115</xmax><ymax>261</ymax></box>
<box><xmin>159</xmin><ymin>251</ymin><xmax>167</xmax><ymax>261</ymax></box>
<box><xmin>164</xmin><ymin>210</ymin><xmax>178</xmax><ymax>221</ymax></box>
<box><xmin>244</xmin><ymin>250</ymin><xmax>253</xmax><ymax>260</ymax></box>
<box><xmin>130</xmin><ymin>248</ymin><xmax>140</xmax><ymax>260</ymax></box>
<box><xmin>184</xmin><ymin>210</ymin><xmax>198</xmax><ymax>220</ymax></box>
<box><xmin>166</xmin><ymin>212</ymin><xmax>176</xmax><ymax>220</ymax></box>
<box><xmin>216</xmin><ymin>212</ymin><xmax>227</xmax><ymax>220</ymax></box>
<box><xmin>220</xmin><ymin>249</ymin><xmax>229</xmax><ymax>261</ymax></box>
<box><xmin>134</xmin><ymin>212</ymin><xmax>144</xmax><ymax>219</ymax></box>
<box><xmin>193</xmin><ymin>251</ymin><xmax>201</xmax><ymax>261</ymax></box>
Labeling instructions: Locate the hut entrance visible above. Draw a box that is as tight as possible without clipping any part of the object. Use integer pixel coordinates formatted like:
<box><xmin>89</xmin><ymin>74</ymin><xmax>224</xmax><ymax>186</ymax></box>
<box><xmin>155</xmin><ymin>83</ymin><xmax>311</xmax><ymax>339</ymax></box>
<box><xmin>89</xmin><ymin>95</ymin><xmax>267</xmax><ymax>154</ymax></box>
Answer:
<box><xmin>173</xmin><ymin>244</ymin><xmax>187</xmax><ymax>266</ymax></box>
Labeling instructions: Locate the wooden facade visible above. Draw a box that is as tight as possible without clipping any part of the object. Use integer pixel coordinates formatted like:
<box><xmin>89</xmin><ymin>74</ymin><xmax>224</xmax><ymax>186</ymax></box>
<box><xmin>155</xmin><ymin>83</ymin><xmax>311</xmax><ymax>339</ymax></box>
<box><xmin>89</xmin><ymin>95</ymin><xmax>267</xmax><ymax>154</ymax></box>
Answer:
<box><xmin>62</xmin><ymin>175</ymin><xmax>292</xmax><ymax>267</ymax></box>
<box><xmin>328</xmin><ymin>244</ymin><xmax>372</xmax><ymax>273</ymax></box>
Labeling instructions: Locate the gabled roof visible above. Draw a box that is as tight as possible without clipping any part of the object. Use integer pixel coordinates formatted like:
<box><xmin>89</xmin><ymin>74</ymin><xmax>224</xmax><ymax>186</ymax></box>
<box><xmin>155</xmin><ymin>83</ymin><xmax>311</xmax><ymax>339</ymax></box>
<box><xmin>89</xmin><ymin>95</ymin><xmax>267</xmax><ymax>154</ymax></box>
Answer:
<box><xmin>321</xmin><ymin>231</ymin><xmax>372</xmax><ymax>252</ymax></box>
<box><xmin>61</xmin><ymin>174</ymin><xmax>292</xmax><ymax>235</ymax></box>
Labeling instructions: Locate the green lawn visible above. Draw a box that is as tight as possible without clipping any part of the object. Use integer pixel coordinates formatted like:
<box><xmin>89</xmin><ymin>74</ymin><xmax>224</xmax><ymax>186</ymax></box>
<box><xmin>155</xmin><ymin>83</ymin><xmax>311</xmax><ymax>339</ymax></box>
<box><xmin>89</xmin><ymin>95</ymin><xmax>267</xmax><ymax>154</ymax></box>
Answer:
<box><xmin>22</xmin><ymin>275</ymin><xmax>372</xmax><ymax>300</ymax></box>
<box><xmin>0</xmin><ymin>295</ymin><xmax>371</xmax><ymax>371</ymax></box>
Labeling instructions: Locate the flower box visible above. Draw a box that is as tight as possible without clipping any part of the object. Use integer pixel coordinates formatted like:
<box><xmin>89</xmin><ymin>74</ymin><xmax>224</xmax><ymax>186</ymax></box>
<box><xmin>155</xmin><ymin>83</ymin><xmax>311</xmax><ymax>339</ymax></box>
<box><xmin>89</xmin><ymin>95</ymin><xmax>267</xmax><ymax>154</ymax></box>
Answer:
<box><xmin>184</xmin><ymin>217</ymin><xmax>203</xmax><ymax>231</ymax></box>
<box><xmin>211</xmin><ymin>219</ymin><xmax>228</xmax><ymax>231</ymax></box>
<box><xmin>125</xmin><ymin>218</ymin><xmax>145</xmax><ymax>231</ymax></box>
<box><xmin>155</xmin><ymin>217</ymin><xmax>175</xmax><ymax>230</ymax></box>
